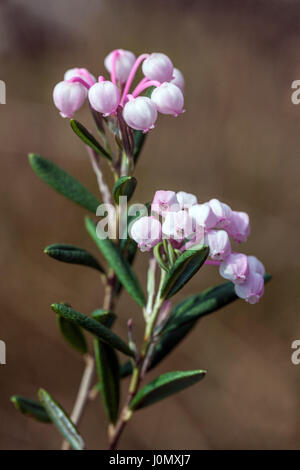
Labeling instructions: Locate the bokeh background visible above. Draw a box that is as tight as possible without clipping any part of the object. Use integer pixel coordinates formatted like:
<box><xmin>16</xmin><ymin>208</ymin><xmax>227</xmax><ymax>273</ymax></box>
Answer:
<box><xmin>0</xmin><ymin>0</ymin><xmax>300</xmax><ymax>450</ymax></box>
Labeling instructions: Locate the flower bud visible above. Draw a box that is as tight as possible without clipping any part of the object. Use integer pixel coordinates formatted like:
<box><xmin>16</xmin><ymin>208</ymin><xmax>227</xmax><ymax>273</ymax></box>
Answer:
<box><xmin>234</xmin><ymin>272</ymin><xmax>264</xmax><ymax>304</ymax></box>
<box><xmin>88</xmin><ymin>81</ymin><xmax>120</xmax><ymax>116</ymax></box>
<box><xmin>151</xmin><ymin>190</ymin><xmax>178</xmax><ymax>215</ymax></box>
<box><xmin>130</xmin><ymin>216</ymin><xmax>162</xmax><ymax>252</ymax></box>
<box><xmin>189</xmin><ymin>203</ymin><xmax>219</xmax><ymax>229</ymax></box>
<box><xmin>248</xmin><ymin>255</ymin><xmax>265</xmax><ymax>276</ymax></box>
<box><xmin>64</xmin><ymin>67</ymin><xmax>96</xmax><ymax>84</ymax></box>
<box><xmin>104</xmin><ymin>49</ymin><xmax>136</xmax><ymax>83</ymax></box>
<box><xmin>142</xmin><ymin>53</ymin><xmax>174</xmax><ymax>83</ymax></box>
<box><xmin>123</xmin><ymin>96</ymin><xmax>158</xmax><ymax>132</ymax></box>
<box><xmin>176</xmin><ymin>191</ymin><xmax>197</xmax><ymax>210</ymax></box>
<box><xmin>151</xmin><ymin>82</ymin><xmax>184</xmax><ymax>117</ymax></box>
<box><xmin>205</xmin><ymin>229</ymin><xmax>231</xmax><ymax>261</ymax></box>
<box><xmin>162</xmin><ymin>210</ymin><xmax>194</xmax><ymax>241</ymax></box>
<box><xmin>171</xmin><ymin>68</ymin><xmax>185</xmax><ymax>90</ymax></box>
<box><xmin>219</xmin><ymin>253</ymin><xmax>249</xmax><ymax>284</ymax></box>
<box><xmin>208</xmin><ymin>199</ymin><xmax>232</xmax><ymax>229</ymax></box>
<box><xmin>226</xmin><ymin>211</ymin><xmax>250</xmax><ymax>243</ymax></box>
<box><xmin>53</xmin><ymin>81</ymin><xmax>87</xmax><ymax>118</ymax></box>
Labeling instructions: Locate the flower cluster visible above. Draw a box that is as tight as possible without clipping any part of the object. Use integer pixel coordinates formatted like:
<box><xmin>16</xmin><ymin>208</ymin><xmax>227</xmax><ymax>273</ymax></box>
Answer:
<box><xmin>53</xmin><ymin>49</ymin><xmax>185</xmax><ymax>133</ymax></box>
<box><xmin>130</xmin><ymin>190</ymin><xmax>265</xmax><ymax>304</ymax></box>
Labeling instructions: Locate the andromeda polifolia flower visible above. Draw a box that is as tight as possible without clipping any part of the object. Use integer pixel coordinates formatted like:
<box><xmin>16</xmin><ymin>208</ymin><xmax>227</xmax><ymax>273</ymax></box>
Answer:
<box><xmin>151</xmin><ymin>82</ymin><xmax>184</xmax><ymax>117</ymax></box>
<box><xmin>219</xmin><ymin>252</ymin><xmax>249</xmax><ymax>284</ymax></box>
<box><xmin>123</xmin><ymin>96</ymin><xmax>158</xmax><ymax>132</ymax></box>
<box><xmin>171</xmin><ymin>68</ymin><xmax>185</xmax><ymax>90</ymax></box>
<box><xmin>151</xmin><ymin>190</ymin><xmax>178</xmax><ymax>215</ymax></box>
<box><xmin>104</xmin><ymin>49</ymin><xmax>136</xmax><ymax>83</ymax></box>
<box><xmin>226</xmin><ymin>211</ymin><xmax>250</xmax><ymax>243</ymax></box>
<box><xmin>234</xmin><ymin>271</ymin><xmax>264</xmax><ymax>304</ymax></box>
<box><xmin>205</xmin><ymin>229</ymin><xmax>231</xmax><ymax>261</ymax></box>
<box><xmin>142</xmin><ymin>52</ymin><xmax>174</xmax><ymax>82</ymax></box>
<box><xmin>130</xmin><ymin>216</ymin><xmax>162</xmax><ymax>252</ymax></box>
<box><xmin>53</xmin><ymin>81</ymin><xmax>87</xmax><ymax>118</ymax></box>
<box><xmin>88</xmin><ymin>80</ymin><xmax>120</xmax><ymax>116</ymax></box>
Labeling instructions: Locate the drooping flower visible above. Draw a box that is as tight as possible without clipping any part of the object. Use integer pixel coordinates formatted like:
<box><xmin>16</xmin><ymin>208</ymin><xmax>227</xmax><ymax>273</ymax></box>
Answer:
<box><xmin>142</xmin><ymin>53</ymin><xmax>174</xmax><ymax>83</ymax></box>
<box><xmin>162</xmin><ymin>210</ymin><xmax>194</xmax><ymax>242</ymax></box>
<box><xmin>151</xmin><ymin>82</ymin><xmax>184</xmax><ymax>117</ymax></box>
<box><xmin>189</xmin><ymin>203</ymin><xmax>219</xmax><ymax>230</ymax></box>
<box><xmin>176</xmin><ymin>191</ymin><xmax>197</xmax><ymax>210</ymax></box>
<box><xmin>205</xmin><ymin>229</ymin><xmax>231</xmax><ymax>261</ymax></box>
<box><xmin>219</xmin><ymin>253</ymin><xmax>249</xmax><ymax>284</ymax></box>
<box><xmin>104</xmin><ymin>49</ymin><xmax>136</xmax><ymax>83</ymax></box>
<box><xmin>151</xmin><ymin>190</ymin><xmax>178</xmax><ymax>215</ymax></box>
<box><xmin>53</xmin><ymin>81</ymin><xmax>87</xmax><ymax>118</ymax></box>
<box><xmin>171</xmin><ymin>68</ymin><xmax>185</xmax><ymax>90</ymax></box>
<box><xmin>226</xmin><ymin>211</ymin><xmax>250</xmax><ymax>243</ymax></box>
<box><xmin>88</xmin><ymin>80</ymin><xmax>120</xmax><ymax>116</ymax></box>
<box><xmin>130</xmin><ymin>216</ymin><xmax>162</xmax><ymax>252</ymax></box>
<box><xmin>247</xmin><ymin>255</ymin><xmax>265</xmax><ymax>276</ymax></box>
<box><xmin>234</xmin><ymin>271</ymin><xmax>264</xmax><ymax>304</ymax></box>
<box><xmin>208</xmin><ymin>199</ymin><xmax>232</xmax><ymax>229</ymax></box>
<box><xmin>64</xmin><ymin>67</ymin><xmax>96</xmax><ymax>85</ymax></box>
<box><xmin>123</xmin><ymin>96</ymin><xmax>157</xmax><ymax>132</ymax></box>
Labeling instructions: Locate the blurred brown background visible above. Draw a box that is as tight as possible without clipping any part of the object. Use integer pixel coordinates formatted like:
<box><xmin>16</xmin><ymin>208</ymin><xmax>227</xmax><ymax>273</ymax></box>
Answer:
<box><xmin>0</xmin><ymin>0</ymin><xmax>300</xmax><ymax>450</ymax></box>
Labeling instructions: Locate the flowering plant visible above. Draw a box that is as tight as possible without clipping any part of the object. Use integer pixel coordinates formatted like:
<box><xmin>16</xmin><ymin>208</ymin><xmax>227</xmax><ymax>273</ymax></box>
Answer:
<box><xmin>11</xmin><ymin>49</ymin><xmax>270</xmax><ymax>450</ymax></box>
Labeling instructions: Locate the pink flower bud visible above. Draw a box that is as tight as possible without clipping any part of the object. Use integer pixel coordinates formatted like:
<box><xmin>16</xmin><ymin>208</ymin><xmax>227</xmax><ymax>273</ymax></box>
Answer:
<box><xmin>189</xmin><ymin>203</ymin><xmax>219</xmax><ymax>229</ymax></box>
<box><xmin>123</xmin><ymin>96</ymin><xmax>157</xmax><ymax>132</ymax></box>
<box><xmin>53</xmin><ymin>81</ymin><xmax>87</xmax><ymax>118</ymax></box>
<box><xmin>142</xmin><ymin>53</ymin><xmax>174</xmax><ymax>83</ymax></box>
<box><xmin>248</xmin><ymin>255</ymin><xmax>265</xmax><ymax>276</ymax></box>
<box><xmin>151</xmin><ymin>82</ymin><xmax>184</xmax><ymax>117</ymax></box>
<box><xmin>234</xmin><ymin>272</ymin><xmax>264</xmax><ymax>304</ymax></box>
<box><xmin>64</xmin><ymin>67</ymin><xmax>96</xmax><ymax>84</ymax></box>
<box><xmin>162</xmin><ymin>210</ymin><xmax>194</xmax><ymax>241</ymax></box>
<box><xmin>208</xmin><ymin>199</ymin><xmax>233</xmax><ymax>229</ymax></box>
<box><xmin>104</xmin><ymin>49</ymin><xmax>136</xmax><ymax>83</ymax></box>
<box><xmin>226</xmin><ymin>211</ymin><xmax>250</xmax><ymax>243</ymax></box>
<box><xmin>130</xmin><ymin>216</ymin><xmax>162</xmax><ymax>252</ymax></box>
<box><xmin>205</xmin><ymin>230</ymin><xmax>231</xmax><ymax>261</ymax></box>
<box><xmin>88</xmin><ymin>81</ymin><xmax>120</xmax><ymax>116</ymax></box>
<box><xmin>151</xmin><ymin>190</ymin><xmax>178</xmax><ymax>215</ymax></box>
<box><xmin>171</xmin><ymin>68</ymin><xmax>185</xmax><ymax>90</ymax></box>
<box><xmin>219</xmin><ymin>253</ymin><xmax>249</xmax><ymax>284</ymax></box>
<box><xmin>176</xmin><ymin>191</ymin><xmax>197</xmax><ymax>210</ymax></box>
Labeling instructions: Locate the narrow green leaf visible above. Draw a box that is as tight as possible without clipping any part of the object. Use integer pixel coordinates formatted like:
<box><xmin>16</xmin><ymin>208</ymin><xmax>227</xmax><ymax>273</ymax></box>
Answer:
<box><xmin>10</xmin><ymin>395</ymin><xmax>50</xmax><ymax>423</ymax></box>
<box><xmin>57</xmin><ymin>314</ymin><xmax>88</xmax><ymax>354</ymax></box>
<box><xmin>38</xmin><ymin>389</ymin><xmax>84</xmax><ymax>450</ymax></box>
<box><xmin>70</xmin><ymin>119</ymin><xmax>111</xmax><ymax>160</ymax></box>
<box><xmin>113</xmin><ymin>176</ymin><xmax>137</xmax><ymax>204</ymax></box>
<box><xmin>160</xmin><ymin>247</ymin><xmax>209</xmax><ymax>299</ymax></box>
<box><xmin>51</xmin><ymin>303</ymin><xmax>134</xmax><ymax>357</ymax></box>
<box><xmin>85</xmin><ymin>217</ymin><xmax>146</xmax><ymax>307</ymax></box>
<box><xmin>94</xmin><ymin>339</ymin><xmax>120</xmax><ymax>424</ymax></box>
<box><xmin>91</xmin><ymin>309</ymin><xmax>116</xmax><ymax>328</ymax></box>
<box><xmin>130</xmin><ymin>370</ymin><xmax>206</xmax><ymax>410</ymax></box>
<box><xmin>44</xmin><ymin>243</ymin><xmax>104</xmax><ymax>273</ymax></box>
<box><xmin>28</xmin><ymin>153</ymin><xmax>100</xmax><ymax>213</ymax></box>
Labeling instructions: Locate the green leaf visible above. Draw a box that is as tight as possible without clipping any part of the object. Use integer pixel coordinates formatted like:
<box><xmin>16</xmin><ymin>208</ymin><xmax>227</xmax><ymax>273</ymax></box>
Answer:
<box><xmin>51</xmin><ymin>303</ymin><xmax>134</xmax><ymax>357</ymax></box>
<box><xmin>38</xmin><ymin>389</ymin><xmax>84</xmax><ymax>450</ymax></box>
<box><xmin>160</xmin><ymin>247</ymin><xmax>209</xmax><ymax>299</ymax></box>
<box><xmin>130</xmin><ymin>370</ymin><xmax>206</xmax><ymax>410</ymax></box>
<box><xmin>44</xmin><ymin>243</ymin><xmax>104</xmax><ymax>273</ymax></box>
<box><xmin>113</xmin><ymin>176</ymin><xmax>137</xmax><ymax>204</ymax></box>
<box><xmin>94</xmin><ymin>339</ymin><xmax>120</xmax><ymax>424</ymax></box>
<box><xmin>10</xmin><ymin>395</ymin><xmax>50</xmax><ymax>423</ymax></box>
<box><xmin>70</xmin><ymin>119</ymin><xmax>111</xmax><ymax>161</ymax></box>
<box><xmin>57</xmin><ymin>314</ymin><xmax>88</xmax><ymax>354</ymax></box>
<box><xmin>91</xmin><ymin>309</ymin><xmax>116</xmax><ymax>328</ymax></box>
<box><xmin>85</xmin><ymin>217</ymin><xmax>146</xmax><ymax>307</ymax></box>
<box><xmin>29</xmin><ymin>153</ymin><xmax>100</xmax><ymax>213</ymax></box>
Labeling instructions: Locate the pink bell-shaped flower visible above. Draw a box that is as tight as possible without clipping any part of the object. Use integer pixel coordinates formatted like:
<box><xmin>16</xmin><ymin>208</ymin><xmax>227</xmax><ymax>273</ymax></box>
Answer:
<box><xmin>142</xmin><ymin>53</ymin><xmax>174</xmax><ymax>83</ymax></box>
<box><xmin>151</xmin><ymin>82</ymin><xmax>184</xmax><ymax>117</ymax></box>
<box><xmin>151</xmin><ymin>190</ymin><xmax>178</xmax><ymax>215</ymax></box>
<box><xmin>171</xmin><ymin>68</ymin><xmax>185</xmax><ymax>90</ymax></box>
<box><xmin>208</xmin><ymin>199</ymin><xmax>233</xmax><ymax>229</ymax></box>
<box><xmin>205</xmin><ymin>229</ymin><xmax>231</xmax><ymax>261</ymax></box>
<box><xmin>176</xmin><ymin>191</ymin><xmax>197</xmax><ymax>210</ymax></box>
<box><xmin>219</xmin><ymin>252</ymin><xmax>249</xmax><ymax>284</ymax></box>
<box><xmin>234</xmin><ymin>272</ymin><xmax>264</xmax><ymax>304</ymax></box>
<box><xmin>190</xmin><ymin>203</ymin><xmax>219</xmax><ymax>230</ymax></box>
<box><xmin>104</xmin><ymin>49</ymin><xmax>136</xmax><ymax>83</ymax></box>
<box><xmin>64</xmin><ymin>67</ymin><xmax>96</xmax><ymax>84</ymax></box>
<box><xmin>130</xmin><ymin>216</ymin><xmax>162</xmax><ymax>252</ymax></box>
<box><xmin>53</xmin><ymin>81</ymin><xmax>87</xmax><ymax>118</ymax></box>
<box><xmin>226</xmin><ymin>211</ymin><xmax>250</xmax><ymax>243</ymax></box>
<box><xmin>248</xmin><ymin>255</ymin><xmax>265</xmax><ymax>276</ymax></box>
<box><xmin>162</xmin><ymin>210</ymin><xmax>194</xmax><ymax>242</ymax></box>
<box><xmin>88</xmin><ymin>81</ymin><xmax>120</xmax><ymax>116</ymax></box>
<box><xmin>123</xmin><ymin>96</ymin><xmax>158</xmax><ymax>132</ymax></box>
